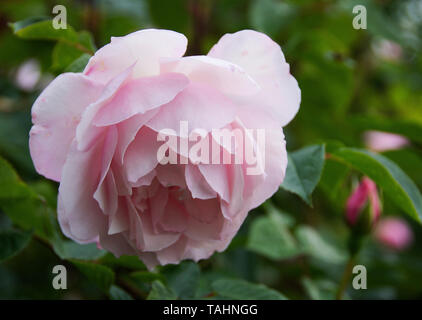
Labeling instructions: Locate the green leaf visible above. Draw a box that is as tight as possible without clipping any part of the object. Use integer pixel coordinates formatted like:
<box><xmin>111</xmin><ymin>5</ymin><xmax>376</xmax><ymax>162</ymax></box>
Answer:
<box><xmin>281</xmin><ymin>144</ymin><xmax>326</xmax><ymax>205</ymax></box>
<box><xmin>164</xmin><ymin>261</ymin><xmax>200</xmax><ymax>299</ymax></box>
<box><xmin>0</xmin><ymin>229</ymin><xmax>32</xmax><ymax>262</ymax></box>
<box><xmin>295</xmin><ymin>226</ymin><xmax>346</xmax><ymax>264</ymax></box>
<box><xmin>71</xmin><ymin>260</ymin><xmax>115</xmax><ymax>293</ymax></box>
<box><xmin>51</xmin><ymin>41</ymin><xmax>84</xmax><ymax>72</ymax></box>
<box><xmin>109</xmin><ymin>285</ymin><xmax>134</xmax><ymax>300</ymax></box>
<box><xmin>0</xmin><ymin>156</ymin><xmax>30</xmax><ymax>200</ymax></box>
<box><xmin>247</xmin><ymin>209</ymin><xmax>301</xmax><ymax>260</ymax></box>
<box><xmin>53</xmin><ymin>241</ymin><xmax>106</xmax><ymax>261</ymax></box>
<box><xmin>130</xmin><ymin>271</ymin><xmax>166</xmax><ymax>283</ymax></box>
<box><xmin>301</xmin><ymin>277</ymin><xmax>336</xmax><ymax>300</ymax></box>
<box><xmin>147</xmin><ymin>281</ymin><xmax>177</xmax><ymax>300</ymax></box>
<box><xmin>10</xmin><ymin>19</ymin><xmax>94</xmax><ymax>55</ymax></box>
<box><xmin>331</xmin><ymin>147</ymin><xmax>422</xmax><ymax>223</ymax></box>
<box><xmin>0</xmin><ymin>156</ymin><xmax>61</xmax><ymax>243</ymax></box>
<box><xmin>11</xmin><ymin>19</ymin><xmax>78</xmax><ymax>42</ymax></box>
<box><xmin>64</xmin><ymin>53</ymin><xmax>91</xmax><ymax>73</ymax></box>
<box><xmin>212</xmin><ymin>279</ymin><xmax>287</xmax><ymax>300</ymax></box>
<box><xmin>100</xmin><ymin>253</ymin><xmax>146</xmax><ymax>270</ymax></box>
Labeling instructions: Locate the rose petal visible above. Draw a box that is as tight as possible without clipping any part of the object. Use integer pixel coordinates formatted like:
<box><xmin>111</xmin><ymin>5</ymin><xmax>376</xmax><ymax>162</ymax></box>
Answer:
<box><xmin>29</xmin><ymin>73</ymin><xmax>103</xmax><ymax>181</ymax></box>
<box><xmin>84</xmin><ymin>29</ymin><xmax>188</xmax><ymax>83</ymax></box>
<box><xmin>208</xmin><ymin>30</ymin><xmax>301</xmax><ymax>126</ymax></box>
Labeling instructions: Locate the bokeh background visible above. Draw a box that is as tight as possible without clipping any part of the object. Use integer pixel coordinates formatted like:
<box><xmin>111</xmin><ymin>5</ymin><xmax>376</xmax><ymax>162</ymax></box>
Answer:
<box><xmin>0</xmin><ymin>0</ymin><xmax>422</xmax><ymax>300</ymax></box>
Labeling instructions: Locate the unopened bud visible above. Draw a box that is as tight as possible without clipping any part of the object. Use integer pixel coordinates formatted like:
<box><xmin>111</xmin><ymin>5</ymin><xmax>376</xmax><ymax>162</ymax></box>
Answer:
<box><xmin>346</xmin><ymin>177</ymin><xmax>381</xmax><ymax>232</ymax></box>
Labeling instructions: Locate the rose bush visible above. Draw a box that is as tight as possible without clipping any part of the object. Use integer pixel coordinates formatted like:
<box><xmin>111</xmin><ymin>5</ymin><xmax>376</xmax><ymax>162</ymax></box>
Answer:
<box><xmin>29</xmin><ymin>29</ymin><xmax>300</xmax><ymax>268</ymax></box>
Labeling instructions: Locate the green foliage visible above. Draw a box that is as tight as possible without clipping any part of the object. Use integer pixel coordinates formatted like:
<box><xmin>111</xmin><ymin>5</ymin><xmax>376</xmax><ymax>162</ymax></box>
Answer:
<box><xmin>10</xmin><ymin>18</ymin><xmax>94</xmax><ymax>72</ymax></box>
<box><xmin>70</xmin><ymin>260</ymin><xmax>115</xmax><ymax>293</ymax></box>
<box><xmin>109</xmin><ymin>285</ymin><xmax>134</xmax><ymax>300</ymax></box>
<box><xmin>147</xmin><ymin>281</ymin><xmax>178</xmax><ymax>300</ymax></box>
<box><xmin>281</xmin><ymin>144</ymin><xmax>326</xmax><ymax>205</ymax></box>
<box><xmin>0</xmin><ymin>229</ymin><xmax>32</xmax><ymax>262</ymax></box>
<box><xmin>211</xmin><ymin>279</ymin><xmax>287</xmax><ymax>300</ymax></box>
<box><xmin>163</xmin><ymin>261</ymin><xmax>200</xmax><ymax>299</ymax></box>
<box><xmin>295</xmin><ymin>226</ymin><xmax>346</xmax><ymax>264</ymax></box>
<box><xmin>330</xmin><ymin>147</ymin><xmax>422</xmax><ymax>223</ymax></box>
<box><xmin>247</xmin><ymin>207</ymin><xmax>301</xmax><ymax>260</ymax></box>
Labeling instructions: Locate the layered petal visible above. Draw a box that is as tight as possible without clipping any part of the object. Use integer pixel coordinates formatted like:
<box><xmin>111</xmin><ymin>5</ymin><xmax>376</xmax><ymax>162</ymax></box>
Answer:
<box><xmin>208</xmin><ymin>30</ymin><xmax>301</xmax><ymax>126</ymax></box>
<box><xmin>30</xmin><ymin>73</ymin><xmax>103</xmax><ymax>181</ymax></box>
<box><xmin>84</xmin><ymin>29</ymin><xmax>188</xmax><ymax>83</ymax></box>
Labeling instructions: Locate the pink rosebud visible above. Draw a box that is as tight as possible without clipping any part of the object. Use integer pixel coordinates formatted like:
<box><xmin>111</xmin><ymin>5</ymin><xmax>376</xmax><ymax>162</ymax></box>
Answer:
<box><xmin>29</xmin><ymin>29</ymin><xmax>300</xmax><ymax>269</ymax></box>
<box><xmin>346</xmin><ymin>177</ymin><xmax>381</xmax><ymax>228</ymax></box>
<box><xmin>364</xmin><ymin>131</ymin><xmax>409</xmax><ymax>152</ymax></box>
<box><xmin>375</xmin><ymin>218</ymin><xmax>413</xmax><ymax>250</ymax></box>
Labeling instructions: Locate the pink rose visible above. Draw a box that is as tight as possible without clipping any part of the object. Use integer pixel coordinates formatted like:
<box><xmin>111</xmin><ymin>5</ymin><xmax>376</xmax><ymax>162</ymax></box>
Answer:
<box><xmin>29</xmin><ymin>29</ymin><xmax>300</xmax><ymax>268</ymax></box>
<box><xmin>346</xmin><ymin>177</ymin><xmax>381</xmax><ymax>228</ymax></box>
<box><xmin>375</xmin><ymin>218</ymin><xmax>413</xmax><ymax>250</ymax></box>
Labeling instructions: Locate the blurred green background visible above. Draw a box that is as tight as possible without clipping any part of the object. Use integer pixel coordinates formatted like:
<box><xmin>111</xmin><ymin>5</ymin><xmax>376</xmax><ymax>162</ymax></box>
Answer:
<box><xmin>0</xmin><ymin>0</ymin><xmax>422</xmax><ymax>300</ymax></box>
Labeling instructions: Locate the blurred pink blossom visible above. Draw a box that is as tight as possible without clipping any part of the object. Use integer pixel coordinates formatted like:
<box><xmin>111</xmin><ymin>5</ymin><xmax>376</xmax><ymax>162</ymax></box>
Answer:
<box><xmin>372</xmin><ymin>39</ymin><xmax>403</xmax><ymax>62</ymax></box>
<box><xmin>346</xmin><ymin>177</ymin><xmax>381</xmax><ymax>227</ymax></box>
<box><xmin>365</xmin><ymin>131</ymin><xmax>409</xmax><ymax>152</ymax></box>
<box><xmin>15</xmin><ymin>59</ymin><xmax>41</xmax><ymax>91</ymax></box>
<box><xmin>375</xmin><ymin>218</ymin><xmax>413</xmax><ymax>250</ymax></box>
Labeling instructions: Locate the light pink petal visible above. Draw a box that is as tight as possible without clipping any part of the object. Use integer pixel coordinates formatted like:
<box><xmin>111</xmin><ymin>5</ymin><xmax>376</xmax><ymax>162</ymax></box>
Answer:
<box><xmin>58</xmin><ymin>138</ymin><xmax>111</xmax><ymax>242</ymax></box>
<box><xmin>198</xmin><ymin>164</ymin><xmax>230</xmax><ymax>202</ymax></box>
<box><xmin>208</xmin><ymin>30</ymin><xmax>301</xmax><ymax>126</ymax></box>
<box><xmin>93</xmin><ymin>73</ymin><xmax>189</xmax><ymax>126</ymax></box>
<box><xmin>185</xmin><ymin>164</ymin><xmax>217</xmax><ymax>199</ymax></box>
<box><xmin>108</xmin><ymin>197</ymin><xmax>130</xmax><ymax>235</ymax></box>
<box><xmin>76</xmin><ymin>65</ymin><xmax>133</xmax><ymax>151</ymax></box>
<box><xmin>93</xmin><ymin>126</ymin><xmax>118</xmax><ymax>214</ymax></box>
<box><xmin>220</xmin><ymin>164</ymin><xmax>244</xmax><ymax>219</ymax></box>
<box><xmin>29</xmin><ymin>73</ymin><xmax>103</xmax><ymax>181</ymax></box>
<box><xmin>124</xmin><ymin>191</ymin><xmax>180</xmax><ymax>252</ymax></box>
<box><xmin>156</xmin><ymin>236</ymin><xmax>188</xmax><ymax>265</ymax></box>
<box><xmin>146</xmin><ymin>83</ymin><xmax>237</xmax><ymax>135</ymax></box>
<box><xmin>124</xmin><ymin>127</ymin><xmax>161</xmax><ymax>183</ymax></box>
<box><xmin>115</xmin><ymin>109</ymin><xmax>160</xmax><ymax>164</ymax></box>
<box><xmin>236</xmin><ymin>118</ymin><xmax>287</xmax><ymax>210</ymax></box>
<box><xmin>160</xmin><ymin>55</ymin><xmax>259</xmax><ymax>96</ymax></box>
<box><xmin>84</xmin><ymin>29</ymin><xmax>188</xmax><ymax>84</ymax></box>
<box><xmin>99</xmin><ymin>231</ymin><xmax>137</xmax><ymax>257</ymax></box>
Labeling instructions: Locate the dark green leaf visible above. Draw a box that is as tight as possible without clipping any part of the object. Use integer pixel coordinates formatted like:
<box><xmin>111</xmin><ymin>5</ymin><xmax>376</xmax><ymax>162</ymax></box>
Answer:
<box><xmin>71</xmin><ymin>260</ymin><xmax>115</xmax><ymax>292</ymax></box>
<box><xmin>54</xmin><ymin>241</ymin><xmax>106</xmax><ymax>261</ymax></box>
<box><xmin>0</xmin><ymin>229</ymin><xmax>32</xmax><ymax>262</ymax></box>
<box><xmin>130</xmin><ymin>271</ymin><xmax>166</xmax><ymax>283</ymax></box>
<box><xmin>164</xmin><ymin>261</ymin><xmax>200</xmax><ymax>299</ymax></box>
<box><xmin>147</xmin><ymin>281</ymin><xmax>177</xmax><ymax>300</ymax></box>
<box><xmin>212</xmin><ymin>279</ymin><xmax>287</xmax><ymax>300</ymax></box>
<box><xmin>109</xmin><ymin>285</ymin><xmax>134</xmax><ymax>300</ymax></box>
<box><xmin>0</xmin><ymin>156</ymin><xmax>30</xmax><ymax>200</ymax></box>
<box><xmin>281</xmin><ymin>144</ymin><xmax>326</xmax><ymax>205</ymax></box>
